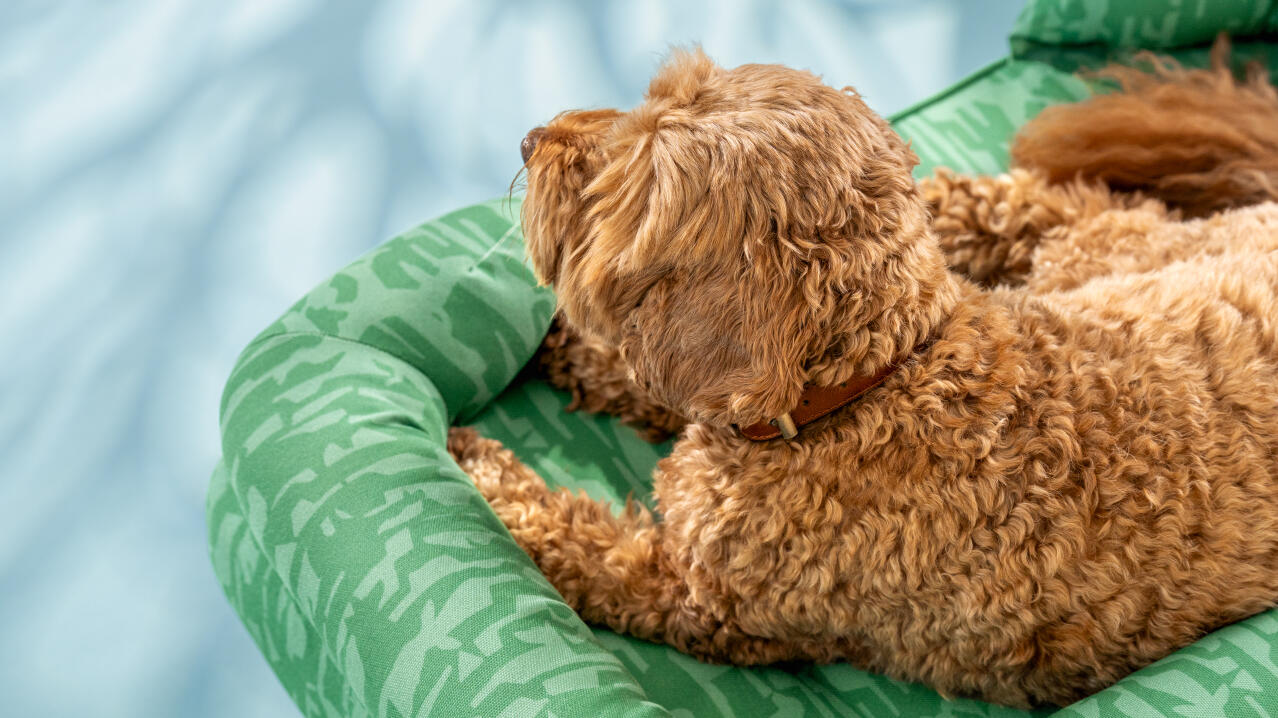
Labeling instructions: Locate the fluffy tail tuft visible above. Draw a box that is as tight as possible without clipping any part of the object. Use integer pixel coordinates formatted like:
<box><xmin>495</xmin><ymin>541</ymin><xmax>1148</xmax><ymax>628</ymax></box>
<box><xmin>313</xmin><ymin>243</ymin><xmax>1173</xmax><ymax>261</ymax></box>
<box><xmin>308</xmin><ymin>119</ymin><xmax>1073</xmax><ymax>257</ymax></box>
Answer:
<box><xmin>1011</xmin><ymin>34</ymin><xmax>1278</xmax><ymax>216</ymax></box>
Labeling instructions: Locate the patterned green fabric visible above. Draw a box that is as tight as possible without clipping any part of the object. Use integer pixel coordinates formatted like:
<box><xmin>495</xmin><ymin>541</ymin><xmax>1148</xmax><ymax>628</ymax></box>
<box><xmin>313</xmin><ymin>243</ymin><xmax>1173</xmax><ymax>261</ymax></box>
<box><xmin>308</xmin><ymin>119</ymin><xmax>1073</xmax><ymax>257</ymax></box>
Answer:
<box><xmin>208</xmin><ymin>3</ymin><xmax>1278</xmax><ymax>715</ymax></box>
<box><xmin>208</xmin><ymin>200</ymin><xmax>668</xmax><ymax>718</ymax></box>
<box><xmin>1010</xmin><ymin>0</ymin><xmax>1278</xmax><ymax>58</ymax></box>
<box><xmin>892</xmin><ymin>59</ymin><xmax>1091</xmax><ymax>178</ymax></box>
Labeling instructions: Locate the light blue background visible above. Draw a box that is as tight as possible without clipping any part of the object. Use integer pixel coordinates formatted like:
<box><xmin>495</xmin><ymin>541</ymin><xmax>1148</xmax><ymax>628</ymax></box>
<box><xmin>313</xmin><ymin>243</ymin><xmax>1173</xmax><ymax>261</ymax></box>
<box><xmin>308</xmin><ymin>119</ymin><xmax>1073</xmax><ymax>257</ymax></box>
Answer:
<box><xmin>0</xmin><ymin>1</ymin><xmax>1023</xmax><ymax>715</ymax></box>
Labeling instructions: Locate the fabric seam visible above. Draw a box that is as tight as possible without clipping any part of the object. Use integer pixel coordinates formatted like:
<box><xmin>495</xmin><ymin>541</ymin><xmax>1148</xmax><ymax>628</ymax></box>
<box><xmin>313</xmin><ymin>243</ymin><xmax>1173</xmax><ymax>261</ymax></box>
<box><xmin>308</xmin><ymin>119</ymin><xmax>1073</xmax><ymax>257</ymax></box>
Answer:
<box><xmin>226</xmin><ymin>327</ymin><xmax>461</xmax><ymax>424</ymax></box>
<box><xmin>888</xmin><ymin>56</ymin><xmax>1011</xmax><ymax>124</ymax></box>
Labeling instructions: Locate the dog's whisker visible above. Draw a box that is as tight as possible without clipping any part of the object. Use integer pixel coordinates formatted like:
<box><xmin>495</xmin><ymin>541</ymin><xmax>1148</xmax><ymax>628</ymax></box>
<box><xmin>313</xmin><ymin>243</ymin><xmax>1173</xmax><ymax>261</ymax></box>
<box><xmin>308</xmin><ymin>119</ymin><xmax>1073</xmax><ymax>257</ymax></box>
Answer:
<box><xmin>503</xmin><ymin>167</ymin><xmax>529</xmax><ymax>219</ymax></box>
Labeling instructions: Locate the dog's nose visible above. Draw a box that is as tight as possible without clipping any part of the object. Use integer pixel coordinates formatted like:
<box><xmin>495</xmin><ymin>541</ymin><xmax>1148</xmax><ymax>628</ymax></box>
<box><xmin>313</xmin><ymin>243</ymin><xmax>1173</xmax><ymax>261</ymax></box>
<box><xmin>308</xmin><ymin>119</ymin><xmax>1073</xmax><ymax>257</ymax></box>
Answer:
<box><xmin>521</xmin><ymin>127</ymin><xmax>545</xmax><ymax>164</ymax></box>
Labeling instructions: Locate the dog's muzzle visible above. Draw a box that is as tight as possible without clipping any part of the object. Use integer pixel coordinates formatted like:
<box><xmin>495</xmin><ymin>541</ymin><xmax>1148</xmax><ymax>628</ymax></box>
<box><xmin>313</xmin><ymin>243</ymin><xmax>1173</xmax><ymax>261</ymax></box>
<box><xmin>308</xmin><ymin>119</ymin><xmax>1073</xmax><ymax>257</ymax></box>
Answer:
<box><xmin>521</xmin><ymin>127</ymin><xmax>545</xmax><ymax>164</ymax></box>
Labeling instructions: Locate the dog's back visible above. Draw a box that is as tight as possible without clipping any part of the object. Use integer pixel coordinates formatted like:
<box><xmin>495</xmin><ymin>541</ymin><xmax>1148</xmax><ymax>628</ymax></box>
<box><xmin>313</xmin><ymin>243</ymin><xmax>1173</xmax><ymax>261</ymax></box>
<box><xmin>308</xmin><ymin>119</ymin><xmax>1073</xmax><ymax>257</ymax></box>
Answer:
<box><xmin>988</xmin><ymin>38</ymin><xmax>1278</xmax><ymax>702</ymax></box>
<box><xmin>1006</xmin><ymin>34</ymin><xmax>1278</xmax><ymax>478</ymax></box>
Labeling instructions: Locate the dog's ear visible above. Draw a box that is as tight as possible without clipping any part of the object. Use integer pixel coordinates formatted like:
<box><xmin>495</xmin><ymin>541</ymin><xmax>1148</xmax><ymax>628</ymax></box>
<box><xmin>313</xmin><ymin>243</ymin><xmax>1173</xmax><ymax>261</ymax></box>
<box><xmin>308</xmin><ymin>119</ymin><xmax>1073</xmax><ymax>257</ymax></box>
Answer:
<box><xmin>619</xmin><ymin>266</ymin><xmax>813</xmax><ymax>427</ymax></box>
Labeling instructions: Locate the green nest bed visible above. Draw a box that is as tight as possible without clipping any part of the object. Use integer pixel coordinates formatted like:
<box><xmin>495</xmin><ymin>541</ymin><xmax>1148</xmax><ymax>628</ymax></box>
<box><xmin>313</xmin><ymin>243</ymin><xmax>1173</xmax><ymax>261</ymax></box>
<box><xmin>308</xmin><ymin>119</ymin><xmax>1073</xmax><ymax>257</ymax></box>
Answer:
<box><xmin>207</xmin><ymin>1</ymin><xmax>1278</xmax><ymax>715</ymax></box>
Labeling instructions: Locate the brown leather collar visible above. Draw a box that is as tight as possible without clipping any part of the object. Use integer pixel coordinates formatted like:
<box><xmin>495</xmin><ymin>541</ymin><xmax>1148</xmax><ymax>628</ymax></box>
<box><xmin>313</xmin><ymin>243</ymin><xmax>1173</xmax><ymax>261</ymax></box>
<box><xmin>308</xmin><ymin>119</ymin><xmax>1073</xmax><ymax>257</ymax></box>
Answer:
<box><xmin>739</xmin><ymin>346</ymin><xmax>924</xmax><ymax>441</ymax></box>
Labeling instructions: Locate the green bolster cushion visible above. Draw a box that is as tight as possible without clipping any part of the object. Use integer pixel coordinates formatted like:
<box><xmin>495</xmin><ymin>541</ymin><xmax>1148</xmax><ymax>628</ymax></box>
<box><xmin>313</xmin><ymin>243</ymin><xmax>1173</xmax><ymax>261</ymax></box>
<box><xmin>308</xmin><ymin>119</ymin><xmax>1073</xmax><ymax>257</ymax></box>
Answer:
<box><xmin>1010</xmin><ymin>0</ymin><xmax>1278</xmax><ymax>58</ymax></box>
<box><xmin>208</xmin><ymin>5</ymin><xmax>1278</xmax><ymax>716</ymax></box>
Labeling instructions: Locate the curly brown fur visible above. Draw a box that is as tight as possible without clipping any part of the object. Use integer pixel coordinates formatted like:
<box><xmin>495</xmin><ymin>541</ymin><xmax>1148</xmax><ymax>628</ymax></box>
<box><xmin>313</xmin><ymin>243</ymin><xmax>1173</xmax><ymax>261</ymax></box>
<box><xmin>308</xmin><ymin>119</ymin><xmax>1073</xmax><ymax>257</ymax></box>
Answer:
<box><xmin>535</xmin><ymin>314</ymin><xmax>686</xmax><ymax>442</ymax></box>
<box><xmin>920</xmin><ymin>168</ymin><xmax>1160</xmax><ymax>287</ymax></box>
<box><xmin>457</xmin><ymin>48</ymin><xmax>1278</xmax><ymax>708</ymax></box>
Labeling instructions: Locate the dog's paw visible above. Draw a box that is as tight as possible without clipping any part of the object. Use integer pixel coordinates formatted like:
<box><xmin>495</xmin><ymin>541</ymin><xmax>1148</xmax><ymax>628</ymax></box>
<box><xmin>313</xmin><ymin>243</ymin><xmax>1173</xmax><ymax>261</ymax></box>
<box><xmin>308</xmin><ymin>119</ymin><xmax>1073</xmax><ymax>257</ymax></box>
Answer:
<box><xmin>447</xmin><ymin>426</ymin><xmax>550</xmax><ymax>505</ymax></box>
<box><xmin>445</xmin><ymin>425</ymin><xmax>485</xmax><ymax>461</ymax></box>
<box><xmin>446</xmin><ymin>426</ymin><xmax>508</xmax><ymax>497</ymax></box>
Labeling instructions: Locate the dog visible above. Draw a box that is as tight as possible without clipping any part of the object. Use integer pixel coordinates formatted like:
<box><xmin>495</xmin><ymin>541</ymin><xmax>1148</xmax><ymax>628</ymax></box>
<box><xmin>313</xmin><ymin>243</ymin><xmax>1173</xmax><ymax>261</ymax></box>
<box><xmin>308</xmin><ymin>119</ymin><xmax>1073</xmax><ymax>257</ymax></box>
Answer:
<box><xmin>448</xmin><ymin>40</ymin><xmax>1278</xmax><ymax>707</ymax></box>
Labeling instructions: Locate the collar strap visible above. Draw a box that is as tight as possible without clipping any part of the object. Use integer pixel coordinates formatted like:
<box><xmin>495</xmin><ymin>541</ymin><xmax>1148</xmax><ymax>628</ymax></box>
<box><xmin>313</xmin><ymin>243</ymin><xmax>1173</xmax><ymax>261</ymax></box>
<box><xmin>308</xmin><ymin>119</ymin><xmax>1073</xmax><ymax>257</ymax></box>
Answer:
<box><xmin>738</xmin><ymin>358</ymin><xmax>905</xmax><ymax>441</ymax></box>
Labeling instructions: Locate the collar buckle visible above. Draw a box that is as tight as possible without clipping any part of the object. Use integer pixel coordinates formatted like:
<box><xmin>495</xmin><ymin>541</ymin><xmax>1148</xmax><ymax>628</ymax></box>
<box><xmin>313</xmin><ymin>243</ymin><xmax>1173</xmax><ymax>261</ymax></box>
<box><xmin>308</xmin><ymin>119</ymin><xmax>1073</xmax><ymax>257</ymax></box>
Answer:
<box><xmin>771</xmin><ymin>413</ymin><xmax>798</xmax><ymax>440</ymax></box>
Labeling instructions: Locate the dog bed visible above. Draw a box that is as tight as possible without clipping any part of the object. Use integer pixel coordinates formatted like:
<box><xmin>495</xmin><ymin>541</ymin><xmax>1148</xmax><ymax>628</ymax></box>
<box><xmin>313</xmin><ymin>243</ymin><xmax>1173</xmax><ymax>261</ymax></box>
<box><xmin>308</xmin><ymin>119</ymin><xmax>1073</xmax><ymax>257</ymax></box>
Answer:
<box><xmin>207</xmin><ymin>2</ymin><xmax>1278</xmax><ymax>716</ymax></box>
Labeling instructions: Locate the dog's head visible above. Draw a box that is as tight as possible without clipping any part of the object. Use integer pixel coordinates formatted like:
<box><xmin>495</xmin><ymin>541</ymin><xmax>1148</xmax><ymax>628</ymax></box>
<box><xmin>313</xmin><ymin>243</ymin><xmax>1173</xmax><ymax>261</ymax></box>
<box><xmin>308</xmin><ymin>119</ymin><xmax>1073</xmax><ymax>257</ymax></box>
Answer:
<box><xmin>522</xmin><ymin>50</ymin><xmax>946</xmax><ymax>427</ymax></box>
